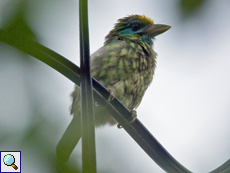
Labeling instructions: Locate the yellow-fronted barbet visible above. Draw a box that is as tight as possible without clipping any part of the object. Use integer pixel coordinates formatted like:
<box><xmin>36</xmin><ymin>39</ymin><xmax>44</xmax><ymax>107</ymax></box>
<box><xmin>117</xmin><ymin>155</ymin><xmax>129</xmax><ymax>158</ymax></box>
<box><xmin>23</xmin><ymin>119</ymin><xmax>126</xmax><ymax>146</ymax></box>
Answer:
<box><xmin>56</xmin><ymin>14</ymin><xmax>171</xmax><ymax>162</ymax></box>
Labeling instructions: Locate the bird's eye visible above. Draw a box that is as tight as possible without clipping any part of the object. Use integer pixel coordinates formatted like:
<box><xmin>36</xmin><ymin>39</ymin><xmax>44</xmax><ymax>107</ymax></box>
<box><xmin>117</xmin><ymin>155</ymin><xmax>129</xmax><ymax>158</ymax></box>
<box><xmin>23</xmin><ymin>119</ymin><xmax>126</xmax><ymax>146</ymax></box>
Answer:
<box><xmin>131</xmin><ymin>23</ymin><xmax>141</xmax><ymax>31</ymax></box>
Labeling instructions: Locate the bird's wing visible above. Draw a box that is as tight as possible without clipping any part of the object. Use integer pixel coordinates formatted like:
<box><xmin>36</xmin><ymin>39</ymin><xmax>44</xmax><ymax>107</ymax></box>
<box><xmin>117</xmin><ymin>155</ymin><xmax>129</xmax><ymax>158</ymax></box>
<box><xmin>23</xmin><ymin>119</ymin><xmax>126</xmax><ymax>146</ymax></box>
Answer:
<box><xmin>90</xmin><ymin>40</ymin><xmax>143</xmax><ymax>109</ymax></box>
<box><xmin>90</xmin><ymin>40</ymin><xmax>130</xmax><ymax>87</ymax></box>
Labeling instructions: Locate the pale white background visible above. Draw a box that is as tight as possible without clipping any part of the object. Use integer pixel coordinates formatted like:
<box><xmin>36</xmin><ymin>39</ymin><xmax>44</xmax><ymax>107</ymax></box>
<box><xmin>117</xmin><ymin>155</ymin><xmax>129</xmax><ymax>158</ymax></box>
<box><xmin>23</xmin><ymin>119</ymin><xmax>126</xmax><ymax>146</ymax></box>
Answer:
<box><xmin>0</xmin><ymin>0</ymin><xmax>230</xmax><ymax>172</ymax></box>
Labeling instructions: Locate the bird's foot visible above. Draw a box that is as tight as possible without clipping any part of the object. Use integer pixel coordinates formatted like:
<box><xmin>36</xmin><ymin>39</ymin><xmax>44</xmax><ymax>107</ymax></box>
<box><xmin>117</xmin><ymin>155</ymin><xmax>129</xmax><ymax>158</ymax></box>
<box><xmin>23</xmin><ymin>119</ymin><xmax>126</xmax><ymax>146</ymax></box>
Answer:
<box><xmin>117</xmin><ymin>110</ymin><xmax>137</xmax><ymax>129</ymax></box>
<box><xmin>99</xmin><ymin>87</ymin><xmax>115</xmax><ymax>108</ymax></box>
<box><xmin>106</xmin><ymin>87</ymin><xmax>116</xmax><ymax>103</ymax></box>
<box><xmin>128</xmin><ymin>110</ymin><xmax>137</xmax><ymax>124</ymax></box>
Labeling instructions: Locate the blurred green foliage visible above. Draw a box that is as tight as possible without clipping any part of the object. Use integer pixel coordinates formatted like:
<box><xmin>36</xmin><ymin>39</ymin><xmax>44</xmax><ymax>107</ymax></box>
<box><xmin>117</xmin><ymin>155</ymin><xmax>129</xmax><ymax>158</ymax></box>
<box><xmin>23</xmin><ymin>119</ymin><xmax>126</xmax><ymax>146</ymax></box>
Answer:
<box><xmin>1</xmin><ymin>0</ymin><xmax>35</xmax><ymax>63</ymax></box>
<box><xmin>180</xmin><ymin>0</ymin><xmax>206</xmax><ymax>16</ymax></box>
<box><xmin>0</xmin><ymin>0</ymin><xmax>212</xmax><ymax>172</ymax></box>
<box><xmin>4</xmin><ymin>1</ymin><xmax>35</xmax><ymax>40</ymax></box>
<box><xmin>0</xmin><ymin>0</ymin><xmax>81</xmax><ymax>172</ymax></box>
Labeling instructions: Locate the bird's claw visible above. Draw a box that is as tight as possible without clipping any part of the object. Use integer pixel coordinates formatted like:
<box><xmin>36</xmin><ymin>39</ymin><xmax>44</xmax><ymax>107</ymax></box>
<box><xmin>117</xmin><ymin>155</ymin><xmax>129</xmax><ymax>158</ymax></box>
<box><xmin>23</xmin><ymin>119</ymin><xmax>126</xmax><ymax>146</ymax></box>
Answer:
<box><xmin>117</xmin><ymin>110</ymin><xmax>137</xmax><ymax>129</ymax></box>
<box><xmin>117</xmin><ymin>124</ymin><xmax>123</xmax><ymax>129</ymax></box>
<box><xmin>97</xmin><ymin>88</ymin><xmax>115</xmax><ymax>107</ymax></box>
<box><xmin>127</xmin><ymin>110</ymin><xmax>137</xmax><ymax>124</ymax></box>
<box><xmin>106</xmin><ymin>88</ymin><xmax>116</xmax><ymax>103</ymax></box>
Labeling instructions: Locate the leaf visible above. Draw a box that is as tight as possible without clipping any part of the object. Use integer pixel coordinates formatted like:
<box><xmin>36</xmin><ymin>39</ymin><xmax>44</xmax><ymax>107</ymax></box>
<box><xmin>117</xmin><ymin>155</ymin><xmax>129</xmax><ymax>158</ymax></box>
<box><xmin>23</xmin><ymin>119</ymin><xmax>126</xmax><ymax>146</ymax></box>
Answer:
<box><xmin>4</xmin><ymin>0</ymin><xmax>35</xmax><ymax>40</ymax></box>
<box><xmin>180</xmin><ymin>0</ymin><xmax>206</xmax><ymax>15</ymax></box>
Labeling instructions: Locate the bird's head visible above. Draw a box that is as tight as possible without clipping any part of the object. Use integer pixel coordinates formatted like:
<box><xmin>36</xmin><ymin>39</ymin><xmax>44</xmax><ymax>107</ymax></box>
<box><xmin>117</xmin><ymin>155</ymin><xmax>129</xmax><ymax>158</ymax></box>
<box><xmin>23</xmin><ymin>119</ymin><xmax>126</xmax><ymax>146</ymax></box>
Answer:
<box><xmin>105</xmin><ymin>15</ymin><xmax>171</xmax><ymax>45</ymax></box>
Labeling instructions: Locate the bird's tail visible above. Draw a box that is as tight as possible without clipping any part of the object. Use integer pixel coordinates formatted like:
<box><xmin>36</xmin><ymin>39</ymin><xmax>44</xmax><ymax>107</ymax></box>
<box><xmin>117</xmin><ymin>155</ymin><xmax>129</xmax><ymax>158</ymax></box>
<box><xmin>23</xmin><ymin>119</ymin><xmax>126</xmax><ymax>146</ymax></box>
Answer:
<box><xmin>56</xmin><ymin>115</ymin><xmax>82</xmax><ymax>162</ymax></box>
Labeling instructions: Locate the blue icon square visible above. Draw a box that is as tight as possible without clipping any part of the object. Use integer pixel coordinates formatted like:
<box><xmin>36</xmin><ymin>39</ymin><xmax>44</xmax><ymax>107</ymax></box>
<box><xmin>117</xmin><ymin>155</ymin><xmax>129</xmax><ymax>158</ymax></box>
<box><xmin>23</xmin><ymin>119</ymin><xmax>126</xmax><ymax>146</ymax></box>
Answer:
<box><xmin>0</xmin><ymin>151</ymin><xmax>21</xmax><ymax>173</ymax></box>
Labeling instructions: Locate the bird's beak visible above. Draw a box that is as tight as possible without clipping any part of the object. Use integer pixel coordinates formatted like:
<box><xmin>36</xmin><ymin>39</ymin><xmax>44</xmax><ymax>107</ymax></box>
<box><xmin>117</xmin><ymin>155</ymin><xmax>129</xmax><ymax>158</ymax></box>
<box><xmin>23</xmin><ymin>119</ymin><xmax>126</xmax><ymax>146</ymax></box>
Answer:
<box><xmin>142</xmin><ymin>24</ymin><xmax>171</xmax><ymax>37</ymax></box>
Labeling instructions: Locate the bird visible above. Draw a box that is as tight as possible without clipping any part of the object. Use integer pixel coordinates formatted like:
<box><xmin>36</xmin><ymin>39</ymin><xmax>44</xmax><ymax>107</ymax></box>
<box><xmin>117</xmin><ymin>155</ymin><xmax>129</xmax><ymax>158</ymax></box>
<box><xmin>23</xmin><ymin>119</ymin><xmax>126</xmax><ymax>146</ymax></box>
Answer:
<box><xmin>56</xmin><ymin>14</ymin><xmax>171</xmax><ymax>162</ymax></box>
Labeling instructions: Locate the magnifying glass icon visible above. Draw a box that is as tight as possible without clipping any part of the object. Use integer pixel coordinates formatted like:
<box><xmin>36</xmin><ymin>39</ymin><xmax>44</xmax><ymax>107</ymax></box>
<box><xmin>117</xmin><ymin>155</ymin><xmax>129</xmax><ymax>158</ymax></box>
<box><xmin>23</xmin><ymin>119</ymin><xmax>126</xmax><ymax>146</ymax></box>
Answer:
<box><xmin>3</xmin><ymin>154</ymin><xmax>18</xmax><ymax>170</ymax></box>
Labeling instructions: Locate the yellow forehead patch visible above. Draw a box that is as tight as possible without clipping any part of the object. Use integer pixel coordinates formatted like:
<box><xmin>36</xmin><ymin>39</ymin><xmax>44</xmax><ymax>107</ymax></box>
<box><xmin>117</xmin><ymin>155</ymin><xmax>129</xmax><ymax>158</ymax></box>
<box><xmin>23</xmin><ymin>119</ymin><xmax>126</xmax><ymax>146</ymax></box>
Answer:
<box><xmin>138</xmin><ymin>15</ymin><xmax>154</xmax><ymax>24</ymax></box>
<box><xmin>135</xmin><ymin>33</ymin><xmax>140</xmax><ymax>37</ymax></box>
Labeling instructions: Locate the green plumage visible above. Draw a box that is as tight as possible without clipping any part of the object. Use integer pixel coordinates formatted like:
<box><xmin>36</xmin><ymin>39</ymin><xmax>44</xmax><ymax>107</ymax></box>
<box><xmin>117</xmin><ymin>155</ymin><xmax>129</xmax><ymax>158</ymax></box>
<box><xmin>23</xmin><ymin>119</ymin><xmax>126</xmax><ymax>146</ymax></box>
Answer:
<box><xmin>57</xmin><ymin>14</ymin><xmax>170</xmax><ymax>162</ymax></box>
<box><xmin>71</xmin><ymin>34</ymin><xmax>157</xmax><ymax>127</ymax></box>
